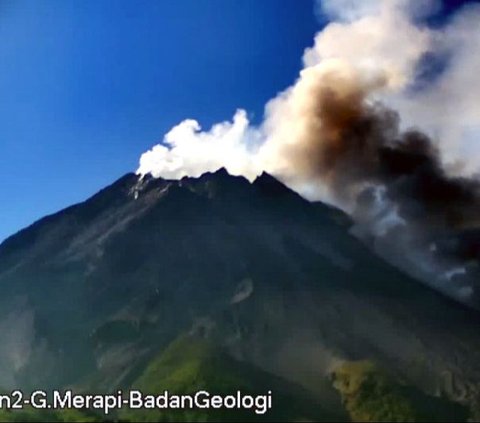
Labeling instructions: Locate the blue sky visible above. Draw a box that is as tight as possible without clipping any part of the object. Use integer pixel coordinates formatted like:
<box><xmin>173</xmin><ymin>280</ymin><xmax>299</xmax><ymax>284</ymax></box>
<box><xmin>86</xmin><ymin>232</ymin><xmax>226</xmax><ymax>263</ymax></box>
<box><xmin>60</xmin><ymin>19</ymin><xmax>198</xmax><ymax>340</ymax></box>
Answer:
<box><xmin>0</xmin><ymin>0</ymin><xmax>319</xmax><ymax>241</ymax></box>
<box><xmin>0</xmin><ymin>0</ymin><xmax>476</xmax><ymax>242</ymax></box>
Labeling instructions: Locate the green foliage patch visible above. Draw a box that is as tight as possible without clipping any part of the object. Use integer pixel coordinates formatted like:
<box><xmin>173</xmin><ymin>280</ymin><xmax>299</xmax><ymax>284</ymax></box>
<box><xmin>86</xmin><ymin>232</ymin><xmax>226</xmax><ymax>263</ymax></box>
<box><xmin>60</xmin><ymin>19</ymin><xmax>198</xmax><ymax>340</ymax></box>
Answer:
<box><xmin>332</xmin><ymin>360</ymin><xmax>469</xmax><ymax>422</ymax></box>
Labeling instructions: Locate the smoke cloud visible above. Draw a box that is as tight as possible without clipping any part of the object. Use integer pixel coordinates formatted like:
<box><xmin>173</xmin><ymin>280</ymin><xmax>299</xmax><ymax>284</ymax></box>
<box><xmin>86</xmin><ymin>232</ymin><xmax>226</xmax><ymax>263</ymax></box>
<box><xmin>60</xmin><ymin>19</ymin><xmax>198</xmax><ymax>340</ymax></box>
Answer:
<box><xmin>137</xmin><ymin>109</ymin><xmax>262</xmax><ymax>181</ymax></box>
<box><xmin>137</xmin><ymin>0</ymin><xmax>480</xmax><ymax>304</ymax></box>
<box><xmin>261</xmin><ymin>60</ymin><xmax>480</xmax><ymax>228</ymax></box>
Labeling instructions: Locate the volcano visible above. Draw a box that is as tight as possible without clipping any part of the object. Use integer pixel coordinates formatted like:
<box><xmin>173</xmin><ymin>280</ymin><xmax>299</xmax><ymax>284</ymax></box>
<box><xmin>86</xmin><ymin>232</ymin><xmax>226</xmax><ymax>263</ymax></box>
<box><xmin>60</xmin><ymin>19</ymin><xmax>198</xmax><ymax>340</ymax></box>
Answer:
<box><xmin>0</xmin><ymin>169</ymin><xmax>479</xmax><ymax>421</ymax></box>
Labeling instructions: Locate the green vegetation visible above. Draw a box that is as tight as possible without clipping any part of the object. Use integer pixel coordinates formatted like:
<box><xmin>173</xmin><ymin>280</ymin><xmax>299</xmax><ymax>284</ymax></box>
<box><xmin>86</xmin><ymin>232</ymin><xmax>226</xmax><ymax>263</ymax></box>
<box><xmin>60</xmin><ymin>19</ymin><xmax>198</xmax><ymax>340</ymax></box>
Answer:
<box><xmin>2</xmin><ymin>345</ymin><xmax>471</xmax><ymax>423</ymax></box>
<box><xmin>120</xmin><ymin>334</ymin><xmax>333</xmax><ymax>422</ymax></box>
<box><xmin>0</xmin><ymin>335</ymin><xmax>335</xmax><ymax>422</ymax></box>
<box><xmin>332</xmin><ymin>360</ymin><xmax>469</xmax><ymax>422</ymax></box>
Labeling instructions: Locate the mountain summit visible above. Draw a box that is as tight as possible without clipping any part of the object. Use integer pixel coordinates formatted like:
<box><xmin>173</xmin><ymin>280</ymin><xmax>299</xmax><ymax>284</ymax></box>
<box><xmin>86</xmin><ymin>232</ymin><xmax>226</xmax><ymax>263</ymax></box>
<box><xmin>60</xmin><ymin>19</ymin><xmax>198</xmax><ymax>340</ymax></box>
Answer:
<box><xmin>0</xmin><ymin>170</ymin><xmax>479</xmax><ymax>419</ymax></box>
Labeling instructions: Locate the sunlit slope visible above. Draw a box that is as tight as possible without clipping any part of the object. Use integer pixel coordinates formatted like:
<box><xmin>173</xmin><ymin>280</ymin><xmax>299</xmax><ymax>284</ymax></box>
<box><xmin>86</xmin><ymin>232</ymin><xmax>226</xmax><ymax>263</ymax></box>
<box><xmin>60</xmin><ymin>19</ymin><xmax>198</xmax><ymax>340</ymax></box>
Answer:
<box><xmin>120</xmin><ymin>334</ymin><xmax>337</xmax><ymax>422</ymax></box>
<box><xmin>332</xmin><ymin>360</ymin><xmax>469</xmax><ymax>422</ymax></box>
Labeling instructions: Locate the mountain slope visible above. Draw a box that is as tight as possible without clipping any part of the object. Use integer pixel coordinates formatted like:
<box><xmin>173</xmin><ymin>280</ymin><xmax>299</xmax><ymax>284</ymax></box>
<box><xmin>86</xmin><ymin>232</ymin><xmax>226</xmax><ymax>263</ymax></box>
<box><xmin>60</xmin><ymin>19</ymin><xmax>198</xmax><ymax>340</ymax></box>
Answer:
<box><xmin>332</xmin><ymin>360</ymin><xmax>468</xmax><ymax>422</ymax></box>
<box><xmin>0</xmin><ymin>169</ymin><xmax>479</xmax><ymax>418</ymax></box>
<box><xmin>120</xmin><ymin>334</ymin><xmax>338</xmax><ymax>422</ymax></box>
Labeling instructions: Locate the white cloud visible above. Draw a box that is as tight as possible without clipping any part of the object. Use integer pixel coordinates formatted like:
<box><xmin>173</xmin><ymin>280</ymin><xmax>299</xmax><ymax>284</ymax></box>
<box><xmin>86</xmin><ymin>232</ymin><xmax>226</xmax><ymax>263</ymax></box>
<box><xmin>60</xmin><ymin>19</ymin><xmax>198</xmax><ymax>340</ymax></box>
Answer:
<box><xmin>316</xmin><ymin>0</ymin><xmax>383</xmax><ymax>22</ymax></box>
<box><xmin>304</xmin><ymin>1</ymin><xmax>432</xmax><ymax>90</ymax></box>
<box><xmin>316</xmin><ymin>0</ymin><xmax>440</xmax><ymax>22</ymax></box>
<box><xmin>384</xmin><ymin>3</ymin><xmax>480</xmax><ymax>174</ymax></box>
<box><xmin>137</xmin><ymin>109</ymin><xmax>263</xmax><ymax>181</ymax></box>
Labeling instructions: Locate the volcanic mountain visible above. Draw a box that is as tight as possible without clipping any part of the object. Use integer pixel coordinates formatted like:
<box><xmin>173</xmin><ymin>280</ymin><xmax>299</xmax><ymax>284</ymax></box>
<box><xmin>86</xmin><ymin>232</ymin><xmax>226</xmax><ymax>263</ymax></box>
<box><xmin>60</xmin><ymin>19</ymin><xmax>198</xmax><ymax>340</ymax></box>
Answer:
<box><xmin>0</xmin><ymin>169</ymin><xmax>479</xmax><ymax>420</ymax></box>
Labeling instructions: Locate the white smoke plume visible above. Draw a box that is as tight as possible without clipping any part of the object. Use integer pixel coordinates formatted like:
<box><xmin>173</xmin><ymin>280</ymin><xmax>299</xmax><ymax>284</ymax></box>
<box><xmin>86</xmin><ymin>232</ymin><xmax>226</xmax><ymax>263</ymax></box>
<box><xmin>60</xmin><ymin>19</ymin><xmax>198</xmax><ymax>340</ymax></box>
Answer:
<box><xmin>137</xmin><ymin>109</ymin><xmax>262</xmax><ymax>182</ymax></box>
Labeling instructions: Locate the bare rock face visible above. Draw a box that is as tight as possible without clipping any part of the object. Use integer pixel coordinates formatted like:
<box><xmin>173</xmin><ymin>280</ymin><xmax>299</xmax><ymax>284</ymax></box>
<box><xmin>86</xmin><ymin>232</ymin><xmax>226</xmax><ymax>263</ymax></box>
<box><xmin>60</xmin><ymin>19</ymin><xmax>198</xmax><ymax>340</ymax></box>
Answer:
<box><xmin>0</xmin><ymin>169</ymin><xmax>479</xmax><ymax>414</ymax></box>
<box><xmin>231</xmin><ymin>278</ymin><xmax>254</xmax><ymax>304</ymax></box>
